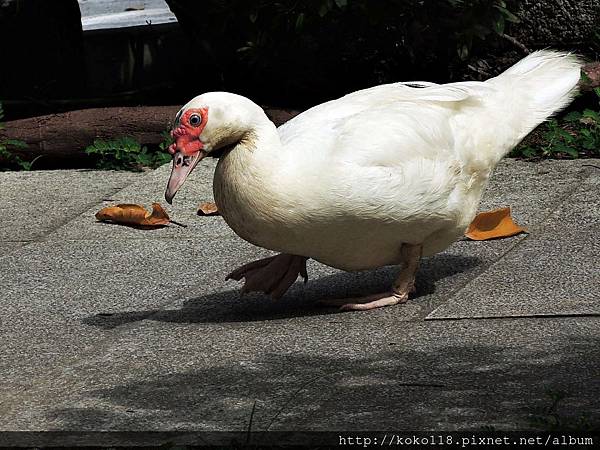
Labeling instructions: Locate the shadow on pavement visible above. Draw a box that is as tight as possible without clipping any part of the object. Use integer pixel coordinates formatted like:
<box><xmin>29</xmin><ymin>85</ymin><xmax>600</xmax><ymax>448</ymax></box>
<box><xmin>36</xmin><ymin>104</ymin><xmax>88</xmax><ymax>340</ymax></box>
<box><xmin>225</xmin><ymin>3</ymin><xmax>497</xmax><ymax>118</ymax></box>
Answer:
<box><xmin>48</xmin><ymin>336</ymin><xmax>600</xmax><ymax>435</ymax></box>
<box><xmin>83</xmin><ymin>254</ymin><xmax>481</xmax><ymax>328</ymax></box>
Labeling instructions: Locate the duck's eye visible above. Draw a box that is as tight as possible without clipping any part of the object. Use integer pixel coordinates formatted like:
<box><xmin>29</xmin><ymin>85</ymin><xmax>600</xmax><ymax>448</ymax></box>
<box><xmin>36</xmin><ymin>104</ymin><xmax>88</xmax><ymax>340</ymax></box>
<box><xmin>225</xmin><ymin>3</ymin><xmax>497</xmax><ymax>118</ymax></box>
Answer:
<box><xmin>189</xmin><ymin>114</ymin><xmax>202</xmax><ymax>127</ymax></box>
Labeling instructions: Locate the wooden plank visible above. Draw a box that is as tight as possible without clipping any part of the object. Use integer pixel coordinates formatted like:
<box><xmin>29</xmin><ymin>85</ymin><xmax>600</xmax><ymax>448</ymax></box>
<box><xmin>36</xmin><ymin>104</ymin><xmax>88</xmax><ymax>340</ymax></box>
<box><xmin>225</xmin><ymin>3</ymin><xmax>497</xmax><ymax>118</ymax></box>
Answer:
<box><xmin>0</xmin><ymin>106</ymin><xmax>300</xmax><ymax>162</ymax></box>
<box><xmin>78</xmin><ymin>0</ymin><xmax>170</xmax><ymax>17</ymax></box>
<box><xmin>78</xmin><ymin>0</ymin><xmax>176</xmax><ymax>30</ymax></box>
<box><xmin>81</xmin><ymin>8</ymin><xmax>177</xmax><ymax>31</ymax></box>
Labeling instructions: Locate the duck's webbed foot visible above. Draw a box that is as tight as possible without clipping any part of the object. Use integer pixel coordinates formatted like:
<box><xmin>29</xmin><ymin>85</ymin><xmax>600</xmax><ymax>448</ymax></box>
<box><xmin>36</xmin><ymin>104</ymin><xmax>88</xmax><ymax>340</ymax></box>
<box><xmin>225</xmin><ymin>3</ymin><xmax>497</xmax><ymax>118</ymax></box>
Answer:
<box><xmin>226</xmin><ymin>254</ymin><xmax>309</xmax><ymax>299</ymax></box>
<box><xmin>318</xmin><ymin>243</ymin><xmax>422</xmax><ymax>311</ymax></box>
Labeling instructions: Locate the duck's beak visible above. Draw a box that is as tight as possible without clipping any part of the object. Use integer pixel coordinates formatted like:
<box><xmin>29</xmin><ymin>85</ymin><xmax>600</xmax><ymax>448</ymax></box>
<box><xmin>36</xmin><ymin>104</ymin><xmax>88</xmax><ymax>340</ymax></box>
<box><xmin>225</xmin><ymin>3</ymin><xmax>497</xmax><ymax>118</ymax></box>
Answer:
<box><xmin>165</xmin><ymin>150</ymin><xmax>206</xmax><ymax>204</ymax></box>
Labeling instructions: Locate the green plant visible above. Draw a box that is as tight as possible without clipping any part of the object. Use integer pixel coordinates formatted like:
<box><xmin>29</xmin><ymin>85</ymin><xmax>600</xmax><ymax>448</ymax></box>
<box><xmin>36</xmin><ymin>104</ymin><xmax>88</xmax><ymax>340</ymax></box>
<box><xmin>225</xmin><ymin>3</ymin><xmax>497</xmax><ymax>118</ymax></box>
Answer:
<box><xmin>85</xmin><ymin>136</ymin><xmax>172</xmax><ymax>171</ymax></box>
<box><xmin>159</xmin><ymin>129</ymin><xmax>175</xmax><ymax>153</ymax></box>
<box><xmin>0</xmin><ymin>102</ymin><xmax>31</xmax><ymax>170</ymax></box>
<box><xmin>166</xmin><ymin>0</ymin><xmax>520</xmax><ymax>106</ymax></box>
<box><xmin>512</xmin><ymin>88</ymin><xmax>600</xmax><ymax>159</ymax></box>
<box><xmin>448</xmin><ymin>0</ymin><xmax>520</xmax><ymax>60</ymax></box>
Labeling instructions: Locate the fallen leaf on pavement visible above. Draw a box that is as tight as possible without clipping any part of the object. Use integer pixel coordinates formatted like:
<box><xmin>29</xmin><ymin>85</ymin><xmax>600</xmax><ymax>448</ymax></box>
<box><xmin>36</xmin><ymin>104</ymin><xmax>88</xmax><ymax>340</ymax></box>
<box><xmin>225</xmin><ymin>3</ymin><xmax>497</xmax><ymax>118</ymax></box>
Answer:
<box><xmin>197</xmin><ymin>202</ymin><xmax>219</xmax><ymax>216</ymax></box>
<box><xmin>95</xmin><ymin>203</ymin><xmax>184</xmax><ymax>228</ymax></box>
<box><xmin>465</xmin><ymin>207</ymin><xmax>526</xmax><ymax>240</ymax></box>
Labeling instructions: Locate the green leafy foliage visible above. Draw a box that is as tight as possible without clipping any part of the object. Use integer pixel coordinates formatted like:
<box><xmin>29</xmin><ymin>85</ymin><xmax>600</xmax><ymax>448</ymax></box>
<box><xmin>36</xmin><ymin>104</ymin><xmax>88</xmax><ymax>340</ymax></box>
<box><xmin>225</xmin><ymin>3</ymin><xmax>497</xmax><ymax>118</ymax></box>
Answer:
<box><xmin>512</xmin><ymin>90</ymin><xmax>600</xmax><ymax>159</ymax></box>
<box><xmin>0</xmin><ymin>102</ymin><xmax>31</xmax><ymax>171</ymax></box>
<box><xmin>167</xmin><ymin>0</ymin><xmax>519</xmax><ymax>105</ymax></box>
<box><xmin>450</xmin><ymin>0</ymin><xmax>520</xmax><ymax>60</ymax></box>
<box><xmin>85</xmin><ymin>136</ymin><xmax>171</xmax><ymax>171</ymax></box>
<box><xmin>159</xmin><ymin>130</ymin><xmax>175</xmax><ymax>153</ymax></box>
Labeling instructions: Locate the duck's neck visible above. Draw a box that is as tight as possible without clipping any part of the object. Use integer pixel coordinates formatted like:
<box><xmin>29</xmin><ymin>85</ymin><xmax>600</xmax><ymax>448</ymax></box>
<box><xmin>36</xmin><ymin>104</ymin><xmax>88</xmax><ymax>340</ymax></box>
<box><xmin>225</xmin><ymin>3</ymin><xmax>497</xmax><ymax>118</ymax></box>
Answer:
<box><xmin>217</xmin><ymin>110</ymin><xmax>284</xmax><ymax>179</ymax></box>
<box><xmin>237</xmin><ymin>114</ymin><xmax>282</xmax><ymax>163</ymax></box>
<box><xmin>213</xmin><ymin>110</ymin><xmax>288</xmax><ymax>245</ymax></box>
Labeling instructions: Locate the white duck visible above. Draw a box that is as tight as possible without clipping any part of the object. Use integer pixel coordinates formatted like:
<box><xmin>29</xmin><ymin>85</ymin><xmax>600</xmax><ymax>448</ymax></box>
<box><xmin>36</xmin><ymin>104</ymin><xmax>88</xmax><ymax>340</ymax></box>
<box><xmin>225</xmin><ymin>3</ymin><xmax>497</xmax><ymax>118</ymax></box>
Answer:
<box><xmin>165</xmin><ymin>50</ymin><xmax>581</xmax><ymax>311</ymax></box>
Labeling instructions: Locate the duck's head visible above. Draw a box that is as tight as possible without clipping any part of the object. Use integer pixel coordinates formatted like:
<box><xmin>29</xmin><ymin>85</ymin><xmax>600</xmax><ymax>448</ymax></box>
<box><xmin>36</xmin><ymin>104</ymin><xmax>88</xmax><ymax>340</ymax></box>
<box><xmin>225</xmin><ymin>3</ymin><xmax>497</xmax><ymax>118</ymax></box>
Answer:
<box><xmin>165</xmin><ymin>92</ymin><xmax>262</xmax><ymax>204</ymax></box>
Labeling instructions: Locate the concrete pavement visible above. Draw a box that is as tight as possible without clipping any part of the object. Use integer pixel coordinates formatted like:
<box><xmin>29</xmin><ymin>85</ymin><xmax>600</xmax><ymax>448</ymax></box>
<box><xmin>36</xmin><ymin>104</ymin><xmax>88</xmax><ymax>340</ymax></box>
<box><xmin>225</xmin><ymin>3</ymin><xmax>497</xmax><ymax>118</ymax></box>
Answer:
<box><xmin>0</xmin><ymin>159</ymin><xmax>598</xmax><ymax>446</ymax></box>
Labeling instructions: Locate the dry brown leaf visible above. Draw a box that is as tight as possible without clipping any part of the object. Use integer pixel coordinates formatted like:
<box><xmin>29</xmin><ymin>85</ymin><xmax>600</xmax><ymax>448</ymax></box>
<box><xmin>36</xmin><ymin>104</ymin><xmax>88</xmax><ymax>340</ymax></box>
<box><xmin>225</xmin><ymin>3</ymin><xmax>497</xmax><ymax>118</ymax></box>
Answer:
<box><xmin>95</xmin><ymin>203</ymin><xmax>171</xmax><ymax>228</ymax></box>
<box><xmin>465</xmin><ymin>207</ymin><xmax>527</xmax><ymax>241</ymax></box>
<box><xmin>197</xmin><ymin>202</ymin><xmax>219</xmax><ymax>216</ymax></box>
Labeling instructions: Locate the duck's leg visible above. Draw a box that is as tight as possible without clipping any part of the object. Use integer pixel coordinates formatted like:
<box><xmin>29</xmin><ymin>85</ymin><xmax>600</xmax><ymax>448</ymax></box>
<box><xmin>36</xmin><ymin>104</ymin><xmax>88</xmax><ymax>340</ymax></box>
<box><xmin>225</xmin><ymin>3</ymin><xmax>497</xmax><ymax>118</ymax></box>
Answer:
<box><xmin>226</xmin><ymin>254</ymin><xmax>308</xmax><ymax>299</ymax></box>
<box><xmin>319</xmin><ymin>243</ymin><xmax>422</xmax><ymax>311</ymax></box>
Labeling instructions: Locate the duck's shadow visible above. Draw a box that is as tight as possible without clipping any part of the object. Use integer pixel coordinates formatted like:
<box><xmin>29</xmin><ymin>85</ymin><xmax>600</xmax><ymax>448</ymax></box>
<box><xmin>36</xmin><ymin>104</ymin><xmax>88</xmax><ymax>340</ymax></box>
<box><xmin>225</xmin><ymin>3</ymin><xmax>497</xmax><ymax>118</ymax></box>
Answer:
<box><xmin>84</xmin><ymin>254</ymin><xmax>481</xmax><ymax>328</ymax></box>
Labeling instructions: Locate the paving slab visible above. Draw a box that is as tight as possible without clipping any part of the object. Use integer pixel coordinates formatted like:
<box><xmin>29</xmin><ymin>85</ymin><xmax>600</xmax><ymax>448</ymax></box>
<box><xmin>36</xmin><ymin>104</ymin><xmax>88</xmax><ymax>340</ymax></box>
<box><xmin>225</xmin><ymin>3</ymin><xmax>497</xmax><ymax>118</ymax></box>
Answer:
<box><xmin>1</xmin><ymin>158</ymin><xmax>599</xmax><ymax>442</ymax></box>
<box><xmin>428</xmin><ymin>165</ymin><xmax>600</xmax><ymax>320</ymax></box>
<box><xmin>45</xmin><ymin>158</ymin><xmax>592</xmax><ymax>323</ymax></box>
<box><xmin>0</xmin><ymin>237</ymin><xmax>271</xmax><ymax>402</ymax></box>
<box><xmin>0</xmin><ymin>169</ymin><xmax>144</xmax><ymax>253</ymax></box>
<box><xmin>0</xmin><ymin>242</ymin><xmax>21</xmax><ymax>255</ymax></box>
<box><xmin>49</xmin><ymin>158</ymin><xmax>586</xmax><ymax>243</ymax></box>
<box><xmin>48</xmin><ymin>158</ymin><xmax>232</xmax><ymax>243</ymax></box>
<box><xmin>2</xmin><ymin>316</ymin><xmax>599</xmax><ymax>436</ymax></box>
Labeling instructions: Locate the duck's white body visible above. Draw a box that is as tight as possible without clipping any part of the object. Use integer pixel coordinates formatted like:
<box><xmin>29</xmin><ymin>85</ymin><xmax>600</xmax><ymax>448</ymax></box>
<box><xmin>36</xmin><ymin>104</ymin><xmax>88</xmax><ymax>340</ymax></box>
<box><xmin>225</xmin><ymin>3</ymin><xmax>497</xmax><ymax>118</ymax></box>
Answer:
<box><xmin>204</xmin><ymin>51</ymin><xmax>580</xmax><ymax>271</ymax></box>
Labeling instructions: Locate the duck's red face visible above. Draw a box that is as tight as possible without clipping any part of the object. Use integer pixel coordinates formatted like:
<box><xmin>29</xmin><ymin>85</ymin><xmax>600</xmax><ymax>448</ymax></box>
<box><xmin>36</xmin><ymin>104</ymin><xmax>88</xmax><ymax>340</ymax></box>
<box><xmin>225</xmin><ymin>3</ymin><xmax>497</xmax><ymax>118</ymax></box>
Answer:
<box><xmin>165</xmin><ymin>107</ymin><xmax>209</xmax><ymax>204</ymax></box>
<box><xmin>167</xmin><ymin>108</ymin><xmax>209</xmax><ymax>156</ymax></box>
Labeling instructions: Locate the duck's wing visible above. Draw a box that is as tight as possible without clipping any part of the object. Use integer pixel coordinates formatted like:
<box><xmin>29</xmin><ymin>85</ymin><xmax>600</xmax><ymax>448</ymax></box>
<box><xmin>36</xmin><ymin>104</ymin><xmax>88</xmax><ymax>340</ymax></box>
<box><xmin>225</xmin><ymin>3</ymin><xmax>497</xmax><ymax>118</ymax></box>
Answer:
<box><xmin>274</xmin><ymin>99</ymin><xmax>480</xmax><ymax>260</ymax></box>
<box><xmin>274</xmin><ymin>81</ymin><xmax>499</xmax><ymax>235</ymax></box>
<box><xmin>277</xmin><ymin>80</ymin><xmax>493</xmax><ymax>146</ymax></box>
<box><xmin>276</xmin><ymin>81</ymin><xmax>495</xmax><ymax>175</ymax></box>
<box><xmin>276</xmin><ymin>98</ymin><xmax>475</xmax><ymax>230</ymax></box>
<box><xmin>325</xmin><ymin>102</ymin><xmax>469</xmax><ymax>218</ymax></box>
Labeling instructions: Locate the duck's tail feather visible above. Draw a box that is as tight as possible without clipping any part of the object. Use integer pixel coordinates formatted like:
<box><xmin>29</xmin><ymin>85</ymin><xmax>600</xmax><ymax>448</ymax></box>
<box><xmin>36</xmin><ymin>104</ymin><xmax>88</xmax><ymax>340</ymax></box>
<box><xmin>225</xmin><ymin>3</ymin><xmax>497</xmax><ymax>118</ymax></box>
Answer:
<box><xmin>489</xmin><ymin>50</ymin><xmax>582</xmax><ymax>146</ymax></box>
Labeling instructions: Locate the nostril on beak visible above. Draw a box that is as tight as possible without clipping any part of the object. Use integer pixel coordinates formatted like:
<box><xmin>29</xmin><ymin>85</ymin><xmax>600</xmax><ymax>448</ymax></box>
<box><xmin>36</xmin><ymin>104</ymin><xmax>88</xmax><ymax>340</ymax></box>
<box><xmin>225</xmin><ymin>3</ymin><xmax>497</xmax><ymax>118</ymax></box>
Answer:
<box><xmin>176</xmin><ymin>154</ymin><xmax>183</xmax><ymax>166</ymax></box>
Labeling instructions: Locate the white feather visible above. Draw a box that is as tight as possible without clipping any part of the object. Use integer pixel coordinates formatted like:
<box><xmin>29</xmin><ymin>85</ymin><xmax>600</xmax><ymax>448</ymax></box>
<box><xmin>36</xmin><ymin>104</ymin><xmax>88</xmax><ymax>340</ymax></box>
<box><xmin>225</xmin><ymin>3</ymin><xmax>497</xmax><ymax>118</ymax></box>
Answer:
<box><xmin>183</xmin><ymin>50</ymin><xmax>581</xmax><ymax>271</ymax></box>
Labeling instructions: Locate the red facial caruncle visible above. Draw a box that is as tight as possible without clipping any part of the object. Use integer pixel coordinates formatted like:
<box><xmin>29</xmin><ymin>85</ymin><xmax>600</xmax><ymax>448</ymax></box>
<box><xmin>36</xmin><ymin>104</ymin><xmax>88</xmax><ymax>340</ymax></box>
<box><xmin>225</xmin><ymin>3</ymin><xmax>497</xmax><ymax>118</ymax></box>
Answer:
<box><xmin>165</xmin><ymin>106</ymin><xmax>210</xmax><ymax>204</ymax></box>
<box><xmin>168</xmin><ymin>107</ymin><xmax>209</xmax><ymax>156</ymax></box>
